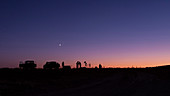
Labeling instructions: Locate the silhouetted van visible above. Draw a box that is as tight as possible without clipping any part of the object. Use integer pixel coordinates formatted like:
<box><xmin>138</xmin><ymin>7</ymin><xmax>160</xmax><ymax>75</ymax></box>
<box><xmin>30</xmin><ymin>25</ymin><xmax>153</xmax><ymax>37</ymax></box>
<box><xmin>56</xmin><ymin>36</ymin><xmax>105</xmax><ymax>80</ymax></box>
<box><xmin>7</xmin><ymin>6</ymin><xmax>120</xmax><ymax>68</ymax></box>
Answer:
<box><xmin>43</xmin><ymin>61</ymin><xmax>60</xmax><ymax>70</ymax></box>
<box><xmin>19</xmin><ymin>60</ymin><xmax>36</xmax><ymax>69</ymax></box>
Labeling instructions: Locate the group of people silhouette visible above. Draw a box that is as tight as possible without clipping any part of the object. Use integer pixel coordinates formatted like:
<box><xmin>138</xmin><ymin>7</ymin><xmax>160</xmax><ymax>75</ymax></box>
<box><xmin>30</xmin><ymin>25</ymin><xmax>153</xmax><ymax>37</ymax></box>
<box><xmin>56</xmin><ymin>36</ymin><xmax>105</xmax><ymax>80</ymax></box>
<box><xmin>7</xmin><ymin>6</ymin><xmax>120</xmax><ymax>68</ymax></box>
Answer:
<box><xmin>19</xmin><ymin>60</ymin><xmax>102</xmax><ymax>70</ymax></box>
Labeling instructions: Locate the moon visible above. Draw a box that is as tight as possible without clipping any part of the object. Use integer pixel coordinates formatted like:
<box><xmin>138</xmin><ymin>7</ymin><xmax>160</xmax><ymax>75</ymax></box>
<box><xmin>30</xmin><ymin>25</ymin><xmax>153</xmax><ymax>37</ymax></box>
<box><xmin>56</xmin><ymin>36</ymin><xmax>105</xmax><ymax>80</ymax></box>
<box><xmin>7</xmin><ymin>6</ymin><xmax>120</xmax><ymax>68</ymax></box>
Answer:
<box><xmin>59</xmin><ymin>43</ymin><xmax>62</xmax><ymax>47</ymax></box>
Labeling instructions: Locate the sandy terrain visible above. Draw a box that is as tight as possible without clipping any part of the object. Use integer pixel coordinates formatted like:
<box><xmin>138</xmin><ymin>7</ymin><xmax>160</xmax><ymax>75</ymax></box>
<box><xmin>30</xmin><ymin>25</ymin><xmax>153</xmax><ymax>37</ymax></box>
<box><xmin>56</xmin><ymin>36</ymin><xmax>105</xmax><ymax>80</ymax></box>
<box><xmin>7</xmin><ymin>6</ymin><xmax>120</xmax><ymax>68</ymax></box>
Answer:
<box><xmin>0</xmin><ymin>69</ymin><xmax>170</xmax><ymax>96</ymax></box>
<box><xmin>39</xmin><ymin>71</ymin><xmax>170</xmax><ymax>96</ymax></box>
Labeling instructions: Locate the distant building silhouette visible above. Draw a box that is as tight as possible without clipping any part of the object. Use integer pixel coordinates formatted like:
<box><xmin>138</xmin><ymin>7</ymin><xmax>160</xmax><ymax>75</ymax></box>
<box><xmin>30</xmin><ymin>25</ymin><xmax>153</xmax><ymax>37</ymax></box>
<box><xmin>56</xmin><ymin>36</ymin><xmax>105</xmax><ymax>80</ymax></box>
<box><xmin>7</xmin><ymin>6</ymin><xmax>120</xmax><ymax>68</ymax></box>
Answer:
<box><xmin>76</xmin><ymin>61</ymin><xmax>81</xmax><ymax>69</ymax></box>
<box><xmin>19</xmin><ymin>60</ymin><xmax>36</xmax><ymax>69</ymax></box>
<box><xmin>99</xmin><ymin>64</ymin><xmax>102</xmax><ymax>69</ymax></box>
<box><xmin>43</xmin><ymin>61</ymin><xmax>60</xmax><ymax>70</ymax></box>
<box><xmin>62</xmin><ymin>61</ymin><xmax>71</xmax><ymax>70</ymax></box>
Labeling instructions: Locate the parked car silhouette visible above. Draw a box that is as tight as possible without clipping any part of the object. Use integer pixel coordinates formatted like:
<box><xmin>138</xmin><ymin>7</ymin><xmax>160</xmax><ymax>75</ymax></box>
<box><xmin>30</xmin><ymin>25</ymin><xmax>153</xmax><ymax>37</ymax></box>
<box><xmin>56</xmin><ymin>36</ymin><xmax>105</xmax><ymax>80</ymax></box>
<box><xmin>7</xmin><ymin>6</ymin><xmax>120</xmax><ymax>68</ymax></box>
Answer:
<box><xmin>19</xmin><ymin>60</ymin><xmax>37</xmax><ymax>69</ymax></box>
<box><xmin>43</xmin><ymin>61</ymin><xmax>60</xmax><ymax>70</ymax></box>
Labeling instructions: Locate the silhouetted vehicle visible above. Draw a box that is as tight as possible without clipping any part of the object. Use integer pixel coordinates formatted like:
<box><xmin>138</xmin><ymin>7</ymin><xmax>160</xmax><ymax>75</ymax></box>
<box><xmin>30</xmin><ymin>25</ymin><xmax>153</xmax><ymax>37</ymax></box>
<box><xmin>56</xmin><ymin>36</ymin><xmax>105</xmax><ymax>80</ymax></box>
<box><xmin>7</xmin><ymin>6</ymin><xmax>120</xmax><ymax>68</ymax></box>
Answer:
<box><xmin>43</xmin><ymin>61</ymin><xmax>60</xmax><ymax>70</ymax></box>
<box><xmin>76</xmin><ymin>61</ymin><xmax>81</xmax><ymax>68</ymax></box>
<box><xmin>62</xmin><ymin>62</ymin><xmax>71</xmax><ymax>70</ymax></box>
<box><xmin>19</xmin><ymin>60</ymin><xmax>36</xmax><ymax>69</ymax></box>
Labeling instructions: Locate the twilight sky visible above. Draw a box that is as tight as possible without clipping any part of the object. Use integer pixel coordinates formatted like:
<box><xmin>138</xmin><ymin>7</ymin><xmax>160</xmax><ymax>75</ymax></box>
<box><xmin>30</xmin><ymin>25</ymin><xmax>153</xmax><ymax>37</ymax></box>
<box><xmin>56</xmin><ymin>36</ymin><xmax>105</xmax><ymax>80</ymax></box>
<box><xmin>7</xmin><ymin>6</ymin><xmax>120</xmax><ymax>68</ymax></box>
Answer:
<box><xmin>1</xmin><ymin>0</ymin><xmax>170</xmax><ymax>68</ymax></box>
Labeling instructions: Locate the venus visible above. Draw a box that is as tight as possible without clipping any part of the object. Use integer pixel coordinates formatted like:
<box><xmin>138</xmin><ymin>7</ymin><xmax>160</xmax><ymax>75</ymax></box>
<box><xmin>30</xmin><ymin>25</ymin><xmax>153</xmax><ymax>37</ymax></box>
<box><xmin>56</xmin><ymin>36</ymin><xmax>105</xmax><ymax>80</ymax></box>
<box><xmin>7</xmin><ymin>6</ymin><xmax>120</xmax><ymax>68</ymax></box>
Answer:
<box><xmin>59</xmin><ymin>43</ymin><xmax>62</xmax><ymax>47</ymax></box>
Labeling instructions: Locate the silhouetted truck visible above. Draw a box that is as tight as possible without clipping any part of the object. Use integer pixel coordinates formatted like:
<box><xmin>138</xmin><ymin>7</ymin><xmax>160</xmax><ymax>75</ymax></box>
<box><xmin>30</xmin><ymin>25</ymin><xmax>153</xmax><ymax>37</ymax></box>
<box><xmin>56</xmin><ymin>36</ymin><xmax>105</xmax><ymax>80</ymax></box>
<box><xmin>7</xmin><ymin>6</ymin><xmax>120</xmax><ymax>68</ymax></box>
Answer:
<box><xmin>19</xmin><ymin>60</ymin><xmax>37</xmax><ymax>69</ymax></box>
<box><xmin>43</xmin><ymin>61</ymin><xmax>60</xmax><ymax>70</ymax></box>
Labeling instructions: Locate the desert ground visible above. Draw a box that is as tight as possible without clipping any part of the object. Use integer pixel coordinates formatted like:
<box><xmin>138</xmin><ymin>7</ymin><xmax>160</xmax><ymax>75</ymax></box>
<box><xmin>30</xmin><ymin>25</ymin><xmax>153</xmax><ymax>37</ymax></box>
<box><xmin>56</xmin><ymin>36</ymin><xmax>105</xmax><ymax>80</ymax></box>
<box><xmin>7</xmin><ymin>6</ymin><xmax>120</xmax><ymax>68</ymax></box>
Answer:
<box><xmin>0</xmin><ymin>68</ymin><xmax>170</xmax><ymax>96</ymax></box>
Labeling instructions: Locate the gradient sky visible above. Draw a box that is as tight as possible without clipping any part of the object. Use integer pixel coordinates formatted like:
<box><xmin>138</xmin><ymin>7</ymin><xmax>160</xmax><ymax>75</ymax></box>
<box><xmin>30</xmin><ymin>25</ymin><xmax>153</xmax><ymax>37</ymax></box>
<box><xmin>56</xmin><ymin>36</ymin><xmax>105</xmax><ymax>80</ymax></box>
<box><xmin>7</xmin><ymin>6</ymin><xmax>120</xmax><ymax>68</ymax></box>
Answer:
<box><xmin>1</xmin><ymin>0</ymin><xmax>170</xmax><ymax>68</ymax></box>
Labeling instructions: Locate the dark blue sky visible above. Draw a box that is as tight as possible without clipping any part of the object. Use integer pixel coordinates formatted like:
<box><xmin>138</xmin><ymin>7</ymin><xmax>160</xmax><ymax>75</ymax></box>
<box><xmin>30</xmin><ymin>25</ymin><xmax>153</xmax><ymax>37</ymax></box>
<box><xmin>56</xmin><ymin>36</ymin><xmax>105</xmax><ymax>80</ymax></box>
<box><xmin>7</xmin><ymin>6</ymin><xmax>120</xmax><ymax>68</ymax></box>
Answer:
<box><xmin>1</xmin><ymin>0</ymin><xmax>170</xmax><ymax>68</ymax></box>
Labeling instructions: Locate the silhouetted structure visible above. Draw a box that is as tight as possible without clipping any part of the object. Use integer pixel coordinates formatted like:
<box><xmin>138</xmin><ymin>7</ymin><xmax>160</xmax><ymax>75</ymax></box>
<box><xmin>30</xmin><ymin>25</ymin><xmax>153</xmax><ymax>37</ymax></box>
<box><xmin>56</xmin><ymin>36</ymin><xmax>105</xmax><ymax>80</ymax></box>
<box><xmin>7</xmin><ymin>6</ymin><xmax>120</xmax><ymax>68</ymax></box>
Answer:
<box><xmin>76</xmin><ymin>61</ymin><xmax>81</xmax><ymax>69</ymax></box>
<box><xmin>62</xmin><ymin>62</ymin><xmax>71</xmax><ymax>70</ymax></box>
<box><xmin>19</xmin><ymin>60</ymin><xmax>36</xmax><ymax>69</ymax></box>
<box><xmin>43</xmin><ymin>61</ymin><xmax>60</xmax><ymax>70</ymax></box>
<box><xmin>99</xmin><ymin>64</ymin><xmax>102</xmax><ymax>69</ymax></box>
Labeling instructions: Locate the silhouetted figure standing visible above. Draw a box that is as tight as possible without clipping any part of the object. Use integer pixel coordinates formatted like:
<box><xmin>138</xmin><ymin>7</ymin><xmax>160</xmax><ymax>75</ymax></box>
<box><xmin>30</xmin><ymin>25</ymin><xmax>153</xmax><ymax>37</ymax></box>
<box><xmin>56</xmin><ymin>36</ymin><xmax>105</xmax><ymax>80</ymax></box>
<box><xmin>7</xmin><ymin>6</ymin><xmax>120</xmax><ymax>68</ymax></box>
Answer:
<box><xmin>76</xmin><ymin>61</ymin><xmax>81</xmax><ymax>69</ymax></box>
<box><xmin>89</xmin><ymin>64</ymin><xmax>91</xmax><ymax>68</ymax></box>
<box><xmin>99</xmin><ymin>64</ymin><xmax>102</xmax><ymax>69</ymax></box>
<box><xmin>62</xmin><ymin>61</ymin><xmax>64</xmax><ymax>67</ymax></box>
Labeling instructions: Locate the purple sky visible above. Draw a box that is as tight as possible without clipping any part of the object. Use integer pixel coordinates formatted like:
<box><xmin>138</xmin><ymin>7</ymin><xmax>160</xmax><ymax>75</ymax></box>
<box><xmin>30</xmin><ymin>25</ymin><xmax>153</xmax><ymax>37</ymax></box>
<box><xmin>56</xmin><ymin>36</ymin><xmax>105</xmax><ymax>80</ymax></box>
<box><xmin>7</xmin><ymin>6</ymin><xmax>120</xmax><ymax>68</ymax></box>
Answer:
<box><xmin>1</xmin><ymin>0</ymin><xmax>170</xmax><ymax>68</ymax></box>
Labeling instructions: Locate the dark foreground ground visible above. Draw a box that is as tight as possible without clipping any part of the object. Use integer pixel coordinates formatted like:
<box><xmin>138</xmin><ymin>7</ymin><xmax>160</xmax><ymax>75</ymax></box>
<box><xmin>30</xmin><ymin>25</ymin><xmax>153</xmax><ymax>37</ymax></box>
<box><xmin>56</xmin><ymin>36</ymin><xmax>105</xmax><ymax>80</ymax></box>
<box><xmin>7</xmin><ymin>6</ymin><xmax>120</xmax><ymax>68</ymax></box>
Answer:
<box><xmin>0</xmin><ymin>68</ymin><xmax>170</xmax><ymax>96</ymax></box>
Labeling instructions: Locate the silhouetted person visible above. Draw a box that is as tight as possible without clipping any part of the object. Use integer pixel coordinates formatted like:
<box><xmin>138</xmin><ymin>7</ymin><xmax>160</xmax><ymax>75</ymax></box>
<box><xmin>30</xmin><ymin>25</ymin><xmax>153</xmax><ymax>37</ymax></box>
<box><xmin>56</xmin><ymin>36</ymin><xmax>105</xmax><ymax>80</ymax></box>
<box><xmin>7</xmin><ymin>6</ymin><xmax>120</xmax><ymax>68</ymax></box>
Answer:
<box><xmin>76</xmin><ymin>61</ymin><xmax>81</xmax><ymax>68</ymax></box>
<box><xmin>43</xmin><ymin>61</ymin><xmax>60</xmax><ymax>70</ymax></box>
<box><xmin>62</xmin><ymin>61</ymin><xmax>71</xmax><ymax>70</ymax></box>
<box><xmin>19</xmin><ymin>60</ymin><xmax>36</xmax><ymax>70</ymax></box>
<box><xmin>84</xmin><ymin>61</ymin><xmax>87</xmax><ymax>67</ymax></box>
<box><xmin>89</xmin><ymin>64</ymin><xmax>91</xmax><ymax>68</ymax></box>
<box><xmin>62</xmin><ymin>61</ymin><xmax>64</xmax><ymax>67</ymax></box>
<box><xmin>99</xmin><ymin>64</ymin><xmax>102</xmax><ymax>69</ymax></box>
